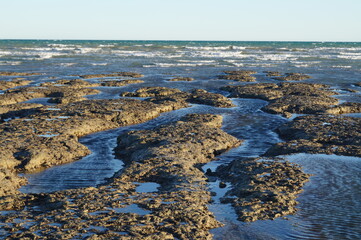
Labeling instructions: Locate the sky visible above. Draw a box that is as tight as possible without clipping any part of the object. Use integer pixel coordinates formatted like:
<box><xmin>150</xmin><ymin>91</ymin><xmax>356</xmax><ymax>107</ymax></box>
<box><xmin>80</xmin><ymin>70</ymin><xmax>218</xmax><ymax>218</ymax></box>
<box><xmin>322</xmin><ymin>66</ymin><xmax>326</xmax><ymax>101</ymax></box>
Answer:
<box><xmin>1</xmin><ymin>0</ymin><xmax>360</xmax><ymax>42</ymax></box>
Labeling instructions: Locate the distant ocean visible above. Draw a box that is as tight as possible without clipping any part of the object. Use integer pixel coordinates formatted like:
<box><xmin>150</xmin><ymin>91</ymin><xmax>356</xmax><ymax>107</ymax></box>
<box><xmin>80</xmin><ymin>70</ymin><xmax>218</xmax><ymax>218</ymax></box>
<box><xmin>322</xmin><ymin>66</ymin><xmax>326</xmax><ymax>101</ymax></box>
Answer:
<box><xmin>1</xmin><ymin>40</ymin><xmax>361</xmax><ymax>88</ymax></box>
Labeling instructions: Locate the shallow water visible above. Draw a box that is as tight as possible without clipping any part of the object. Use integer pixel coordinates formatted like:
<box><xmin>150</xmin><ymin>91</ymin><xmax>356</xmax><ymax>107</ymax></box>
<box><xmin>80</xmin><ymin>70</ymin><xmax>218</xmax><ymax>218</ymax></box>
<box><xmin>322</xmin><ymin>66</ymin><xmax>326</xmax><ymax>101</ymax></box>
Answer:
<box><xmin>2</xmin><ymin>40</ymin><xmax>361</xmax><ymax>239</ymax></box>
<box><xmin>209</xmin><ymin>154</ymin><xmax>361</xmax><ymax>240</ymax></box>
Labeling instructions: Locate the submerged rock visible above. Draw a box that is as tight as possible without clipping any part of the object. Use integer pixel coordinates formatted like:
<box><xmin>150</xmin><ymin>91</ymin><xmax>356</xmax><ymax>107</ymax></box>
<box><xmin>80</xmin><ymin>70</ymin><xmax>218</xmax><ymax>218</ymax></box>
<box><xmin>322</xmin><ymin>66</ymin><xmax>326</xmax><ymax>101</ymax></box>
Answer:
<box><xmin>263</xmin><ymin>71</ymin><xmax>282</xmax><ymax>77</ymax></box>
<box><xmin>265</xmin><ymin>115</ymin><xmax>361</xmax><ymax>157</ymax></box>
<box><xmin>218</xmin><ymin>70</ymin><xmax>257</xmax><ymax>82</ymax></box>
<box><xmin>216</xmin><ymin>157</ymin><xmax>310</xmax><ymax>222</ymax></box>
<box><xmin>0</xmin><ymin>72</ymin><xmax>41</xmax><ymax>77</ymax></box>
<box><xmin>100</xmin><ymin>79</ymin><xmax>144</xmax><ymax>87</ymax></box>
<box><xmin>168</xmin><ymin>77</ymin><xmax>194</xmax><ymax>82</ymax></box>
<box><xmin>79</xmin><ymin>72</ymin><xmax>144</xmax><ymax>79</ymax></box>
<box><xmin>273</xmin><ymin>72</ymin><xmax>311</xmax><ymax>81</ymax></box>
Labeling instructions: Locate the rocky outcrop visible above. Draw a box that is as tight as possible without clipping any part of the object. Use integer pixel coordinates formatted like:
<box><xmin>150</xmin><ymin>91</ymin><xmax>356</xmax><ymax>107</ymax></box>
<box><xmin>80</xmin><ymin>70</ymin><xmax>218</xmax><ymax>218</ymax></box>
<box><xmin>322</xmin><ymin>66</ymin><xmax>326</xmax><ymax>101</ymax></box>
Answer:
<box><xmin>0</xmin><ymin>84</ymin><xmax>100</xmax><ymax>106</ymax></box>
<box><xmin>79</xmin><ymin>72</ymin><xmax>144</xmax><ymax>79</ymax></box>
<box><xmin>122</xmin><ymin>87</ymin><xmax>235</xmax><ymax>108</ymax></box>
<box><xmin>0</xmin><ymin>114</ymin><xmax>241</xmax><ymax>239</ymax></box>
<box><xmin>218</xmin><ymin>70</ymin><xmax>257</xmax><ymax>82</ymax></box>
<box><xmin>215</xmin><ymin>157</ymin><xmax>310</xmax><ymax>222</ymax></box>
<box><xmin>0</xmin><ymin>103</ymin><xmax>43</xmax><ymax>120</ymax></box>
<box><xmin>0</xmin><ymin>79</ymin><xmax>32</xmax><ymax>90</ymax></box>
<box><xmin>265</xmin><ymin>115</ymin><xmax>361</xmax><ymax>157</ymax></box>
<box><xmin>263</xmin><ymin>71</ymin><xmax>282</xmax><ymax>77</ymax></box>
<box><xmin>168</xmin><ymin>77</ymin><xmax>194</xmax><ymax>82</ymax></box>
<box><xmin>100</xmin><ymin>79</ymin><xmax>144</xmax><ymax>87</ymax></box>
<box><xmin>222</xmin><ymin>82</ymin><xmax>339</xmax><ymax>117</ymax></box>
<box><xmin>325</xmin><ymin>102</ymin><xmax>361</xmax><ymax>114</ymax></box>
<box><xmin>273</xmin><ymin>73</ymin><xmax>311</xmax><ymax>81</ymax></box>
<box><xmin>0</xmin><ymin>72</ymin><xmax>41</xmax><ymax>77</ymax></box>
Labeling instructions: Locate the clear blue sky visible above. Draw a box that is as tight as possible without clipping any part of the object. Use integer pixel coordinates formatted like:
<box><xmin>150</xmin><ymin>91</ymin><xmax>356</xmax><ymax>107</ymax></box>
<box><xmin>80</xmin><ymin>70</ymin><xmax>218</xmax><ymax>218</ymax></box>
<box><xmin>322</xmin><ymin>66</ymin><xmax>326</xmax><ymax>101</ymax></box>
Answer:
<box><xmin>1</xmin><ymin>0</ymin><xmax>360</xmax><ymax>41</ymax></box>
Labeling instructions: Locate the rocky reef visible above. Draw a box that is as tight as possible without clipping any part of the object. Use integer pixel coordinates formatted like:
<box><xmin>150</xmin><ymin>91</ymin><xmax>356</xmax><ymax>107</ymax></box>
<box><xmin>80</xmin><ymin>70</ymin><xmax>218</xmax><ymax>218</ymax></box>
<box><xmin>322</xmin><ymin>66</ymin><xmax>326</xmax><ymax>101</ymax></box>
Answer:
<box><xmin>222</xmin><ymin>82</ymin><xmax>339</xmax><ymax>118</ymax></box>
<box><xmin>265</xmin><ymin>115</ymin><xmax>361</xmax><ymax>157</ymax></box>
<box><xmin>218</xmin><ymin>70</ymin><xmax>257</xmax><ymax>82</ymax></box>
<box><xmin>273</xmin><ymin>73</ymin><xmax>311</xmax><ymax>81</ymax></box>
<box><xmin>0</xmin><ymin>81</ymin><xmax>238</xmax><ymax>208</ymax></box>
<box><xmin>0</xmin><ymin>72</ymin><xmax>41</xmax><ymax>77</ymax></box>
<box><xmin>121</xmin><ymin>87</ymin><xmax>235</xmax><ymax>108</ymax></box>
<box><xmin>0</xmin><ymin>114</ymin><xmax>241</xmax><ymax>239</ymax></box>
<box><xmin>79</xmin><ymin>72</ymin><xmax>144</xmax><ymax>79</ymax></box>
<box><xmin>0</xmin><ymin>79</ymin><xmax>32</xmax><ymax>90</ymax></box>
<box><xmin>215</xmin><ymin>157</ymin><xmax>310</xmax><ymax>222</ymax></box>
<box><xmin>168</xmin><ymin>77</ymin><xmax>194</xmax><ymax>82</ymax></box>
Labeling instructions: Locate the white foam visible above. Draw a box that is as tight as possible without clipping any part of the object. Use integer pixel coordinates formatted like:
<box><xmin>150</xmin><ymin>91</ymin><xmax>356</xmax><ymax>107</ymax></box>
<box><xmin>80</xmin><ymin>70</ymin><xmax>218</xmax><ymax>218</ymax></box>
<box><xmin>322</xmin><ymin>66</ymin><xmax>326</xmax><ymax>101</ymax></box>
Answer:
<box><xmin>256</xmin><ymin>54</ymin><xmax>298</xmax><ymax>61</ymax></box>
<box><xmin>188</xmin><ymin>51</ymin><xmax>247</xmax><ymax>58</ymax></box>
<box><xmin>91</xmin><ymin>63</ymin><xmax>108</xmax><ymax>66</ymax></box>
<box><xmin>0</xmin><ymin>61</ymin><xmax>22</xmax><ymax>65</ymax></box>
<box><xmin>185</xmin><ymin>46</ymin><xmax>232</xmax><ymax>50</ymax></box>
<box><xmin>59</xmin><ymin>63</ymin><xmax>76</xmax><ymax>67</ymax></box>
<box><xmin>144</xmin><ymin>62</ymin><xmax>219</xmax><ymax>68</ymax></box>
<box><xmin>332</xmin><ymin>65</ymin><xmax>352</xmax><ymax>69</ymax></box>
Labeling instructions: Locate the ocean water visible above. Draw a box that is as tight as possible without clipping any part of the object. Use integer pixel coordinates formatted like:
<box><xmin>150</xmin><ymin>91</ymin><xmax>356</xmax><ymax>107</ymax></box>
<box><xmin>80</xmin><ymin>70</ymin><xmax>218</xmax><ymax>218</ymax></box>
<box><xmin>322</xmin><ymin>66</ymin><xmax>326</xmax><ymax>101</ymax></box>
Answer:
<box><xmin>2</xmin><ymin>40</ymin><xmax>361</xmax><ymax>239</ymax></box>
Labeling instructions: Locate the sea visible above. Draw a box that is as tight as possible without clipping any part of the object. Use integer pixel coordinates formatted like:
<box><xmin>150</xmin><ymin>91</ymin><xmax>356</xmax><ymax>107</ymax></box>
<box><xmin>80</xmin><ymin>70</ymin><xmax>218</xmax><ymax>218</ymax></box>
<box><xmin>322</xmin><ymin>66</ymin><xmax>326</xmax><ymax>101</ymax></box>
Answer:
<box><xmin>1</xmin><ymin>40</ymin><xmax>361</xmax><ymax>239</ymax></box>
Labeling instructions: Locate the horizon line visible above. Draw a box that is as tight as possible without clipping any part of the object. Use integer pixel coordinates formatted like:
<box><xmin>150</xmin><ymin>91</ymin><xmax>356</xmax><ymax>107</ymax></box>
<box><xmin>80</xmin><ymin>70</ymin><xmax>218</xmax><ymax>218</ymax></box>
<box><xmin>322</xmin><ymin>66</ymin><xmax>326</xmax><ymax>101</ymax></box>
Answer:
<box><xmin>0</xmin><ymin>38</ymin><xmax>360</xmax><ymax>43</ymax></box>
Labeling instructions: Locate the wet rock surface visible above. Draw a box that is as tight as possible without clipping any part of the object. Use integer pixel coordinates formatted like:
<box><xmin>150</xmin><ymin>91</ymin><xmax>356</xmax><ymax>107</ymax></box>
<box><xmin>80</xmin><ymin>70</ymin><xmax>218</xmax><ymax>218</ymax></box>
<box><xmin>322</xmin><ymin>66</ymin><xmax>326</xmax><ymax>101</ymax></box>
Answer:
<box><xmin>273</xmin><ymin>73</ymin><xmax>311</xmax><ymax>81</ymax></box>
<box><xmin>0</xmin><ymin>72</ymin><xmax>41</xmax><ymax>77</ymax></box>
<box><xmin>218</xmin><ymin>70</ymin><xmax>257</xmax><ymax>82</ymax></box>
<box><xmin>168</xmin><ymin>77</ymin><xmax>194</xmax><ymax>82</ymax></box>
<box><xmin>325</xmin><ymin>102</ymin><xmax>361</xmax><ymax>114</ymax></box>
<box><xmin>215</xmin><ymin>157</ymin><xmax>310</xmax><ymax>222</ymax></box>
<box><xmin>0</xmin><ymin>82</ymin><xmax>100</xmax><ymax>106</ymax></box>
<box><xmin>265</xmin><ymin>115</ymin><xmax>361</xmax><ymax>157</ymax></box>
<box><xmin>0</xmin><ymin>98</ymin><xmax>188</xmax><ymax>197</ymax></box>
<box><xmin>0</xmin><ymin>114</ymin><xmax>241</xmax><ymax>239</ymax></box>
<box><xmin>0</xmin><ymin>79</ymin><xmax>32</xmax><ymax>90</ymax></box>
<box><xmin>122</xmin><ymin>87</ymin><xmax>235</xmax><ymax>108</ymax></box>
<box><xmin>100</xmin><ymin>79</ymin><xmax>144</xmax><ymax>87</ymax></box>
<box><xmin>222</xmin><ymin>82</ymin><xmax>339</xmax><ymax>117</ymax></box>
<box><xmin>79</xmin><ymin>72</ymin><xmax>144</xmax><ymax>79</ymax></box>
<box><xmin>263</xmin><ymin>71</ymin><xmax>282</xmax><ymax>77</ymax></box>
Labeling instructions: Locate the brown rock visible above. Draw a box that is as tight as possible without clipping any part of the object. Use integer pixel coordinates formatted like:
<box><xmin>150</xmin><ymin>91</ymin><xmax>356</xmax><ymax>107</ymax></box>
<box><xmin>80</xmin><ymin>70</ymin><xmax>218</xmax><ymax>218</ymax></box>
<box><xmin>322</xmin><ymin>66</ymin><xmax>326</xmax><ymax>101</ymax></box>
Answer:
<box><xmin>168</xmin><ymin>77</ymin><xmax>194</xmax><ymax>82</ymax></box>
<box><xmin>222</xmin><ymin>82</ymin><xmax>339</xmax><ymax>117</ymax></box>
<box><xmin>265</xmin><ymin>115</ymin><xmax>361</xmax><ymax>157</ymax></box>
<box><xmin>274</xmin><ymin>73</ymin><xmax>311</xmax><ymax>81</ymax></box>
<box><xmin>0</xmin><ymin>72</ymin><xmax>41</xmax><ymax>77</ymax></box>
<box><xmin>122</xmin><ymin>87</ymin><xmax>235</xmax><ymax>108</ymax></box>
<box><xmin>216</xmin><ymin>157</ymin><xmax>310</xmax><ymax>222</ymax></box>
<box><xmin>0</xmin><ymin>79</ymin><xmax>32</xmax><ymax>90</ymax></box>
<box><xmin>79</xmin><ymin>72</ymin><xmax>144</xmax><ymax>79</ymax></box>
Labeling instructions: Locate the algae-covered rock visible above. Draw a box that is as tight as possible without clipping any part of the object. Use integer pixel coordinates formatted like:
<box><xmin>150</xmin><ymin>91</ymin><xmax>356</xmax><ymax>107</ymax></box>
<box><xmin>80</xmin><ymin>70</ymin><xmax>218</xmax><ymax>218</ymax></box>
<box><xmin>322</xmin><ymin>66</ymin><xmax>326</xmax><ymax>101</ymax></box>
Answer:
<box><xmin>222</xmin><ymin>82</ymin><xmax>339</xmax><ymax>117</ymax></box>
<box><xmin>0</xmin><ymin>79</ymin><xmax>32</xmax><ymax>90</ymax></box>
<box><xmin>218</xmin><ymin>70</ymin><xmax>257</xmax><ymax>82</ymax></box>
<box><xmin>122</xmin><ymin>87</ymin><xmax>235</xmax><ymax>108</ymax></box>
<box><xmin>273</xmin><ymin>72</ymin><xmax>311</xmax><ymax>81</ymax></box>
<box><xmin>216</xmin><ymin>157</ymin><xmax>310</xmax><ymax>222</ymax></box>
<box><xmin>79</xmin><ymin>72</ymin><xmax>144</xmax><ymax>79</ymax></box>
<box><xmin>0</xmin><ymin>114</ymin><xmax>241</xmax><ymax>239</ymax></box>
<box><xmin>168</xmin><ymin>77</ymin><xmax>194</xmax><ymax>82</ymax></box>
<box><xmin>265</xmin><ymin>115</ymin><xmax>361</xmax><ymax>157</ymax></box>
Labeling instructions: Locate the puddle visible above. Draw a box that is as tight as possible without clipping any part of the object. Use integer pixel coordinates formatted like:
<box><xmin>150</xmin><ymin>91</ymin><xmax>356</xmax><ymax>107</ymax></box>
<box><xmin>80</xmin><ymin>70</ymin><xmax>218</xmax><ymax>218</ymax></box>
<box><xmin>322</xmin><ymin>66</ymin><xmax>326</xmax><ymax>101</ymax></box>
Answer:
<box><xmin>135</xmin><ymin>182</ymin><xmax>160</xmax><ymax>193</ymax></box>
<box><xmin>37</xmin><ymin>134</ymin><xmax>59</xmax><ymax>138</ymax></box>
<box><xmin>112</xmin><ymin>204</ymin><xmax>151</xmax><ymax>215</ymax></box>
